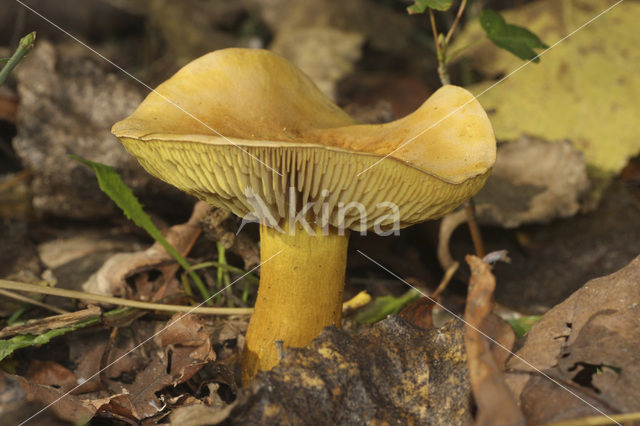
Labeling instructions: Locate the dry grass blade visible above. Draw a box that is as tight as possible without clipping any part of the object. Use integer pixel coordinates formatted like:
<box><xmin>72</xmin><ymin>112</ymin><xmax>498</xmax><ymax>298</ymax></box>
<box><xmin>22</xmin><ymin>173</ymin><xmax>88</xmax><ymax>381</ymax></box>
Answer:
<box><xmin>0</xmin><ymin>279</ymin><xmax>253</xmax><ymax>315</ymax></box>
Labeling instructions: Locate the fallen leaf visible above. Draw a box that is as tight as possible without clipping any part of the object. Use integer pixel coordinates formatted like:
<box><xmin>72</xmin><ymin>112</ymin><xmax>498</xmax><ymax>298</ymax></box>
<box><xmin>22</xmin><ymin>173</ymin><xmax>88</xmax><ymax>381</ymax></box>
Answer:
<box><xmin>82</xmin><ymin>201</ymin><xmax>209</xmax><ymax>298</ymax></box>
<box><xmin>0</xmin><ymin>371</ymin><xmax>95</xmax><ymax>424</ymax></box>
<box><xmin>24</xmin><ymin>360</ymin><xmax>78</xmax><ymax>394</ymax></box>
<box><xmin>398</xmin><ymin>297</ymin><xmax>436</xmax><ymax>329</ymax></box>
<box><xmin>271</xmin><ymin>27</ymin><xmax>364</xmax><ymax>99</ymax></box>
<box><xmin>464</xmin><ymin>255</ymin><xmax>524</xmax><ymax>426</ymax></box>
<box><xmin>94</xmin><ymin>314</ymin><xmax>216</xmax><ymax>420</ymax></box>
<box><xmin>454</xmin><ymin>0</ymin><xmax>640</xmax><ymax>176</ymax></box>
<box><xmin>474</xmin><ymin>136</ymin><xmax>590</xmax><ymax>228</ymax></box>
<box><xmin>13</xmin><ymin>41</ymin><xmax>190</xmax><ymax>219</ymax></box>
<box><xmin>169</xmin><ymin>401</ymin><xmax>237</xmax><ymax>426</ymax></box>
<box><xmin>505</xmin><ymin>255</ymin><xmax>640</xmax><ymax>422</ymax></box>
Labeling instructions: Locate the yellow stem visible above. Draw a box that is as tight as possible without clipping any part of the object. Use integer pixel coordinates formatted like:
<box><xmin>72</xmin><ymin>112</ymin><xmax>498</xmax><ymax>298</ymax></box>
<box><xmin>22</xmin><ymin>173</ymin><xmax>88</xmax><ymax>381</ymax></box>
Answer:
<box><xmin>241</xmin><ymin>223</ymin><xmax>349</xmax><ymax>384</ymax></box>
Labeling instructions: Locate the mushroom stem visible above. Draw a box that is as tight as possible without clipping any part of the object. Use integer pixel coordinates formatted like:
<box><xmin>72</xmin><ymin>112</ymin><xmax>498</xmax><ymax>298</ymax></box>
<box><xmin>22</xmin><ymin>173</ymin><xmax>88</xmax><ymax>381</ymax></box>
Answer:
<box><xmin>241</xmin><ymin>223</ymin><xmax>349</xmax><ymax>384</ymax></box>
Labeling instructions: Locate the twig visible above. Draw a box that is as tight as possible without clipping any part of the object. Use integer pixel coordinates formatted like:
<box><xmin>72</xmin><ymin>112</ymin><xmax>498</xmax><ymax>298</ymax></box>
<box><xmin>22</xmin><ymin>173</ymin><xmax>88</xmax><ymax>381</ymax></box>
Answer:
<box><xmin>444</xmin><ymin>0</ymin><xmax>468</xmax><ymax>46</ymax></box>
<box><xmin>431</xmin><ymin>261</ymin><xmax>459</xmax><ymax>298</ymax></box>
<box><xmin>428</xmin><ymin>9</ymin><xmax>442</xmax><ymax>62</ymax></box>
<box><xmin>0</xmin><ymin>288</ymin><xmax>68</xmax><ymax>315</ymax></box>
<box><xmin>464</xmin><ymin>199</ymin><xmax>485</xmax><ymax>257</ymax></box>
<box><xmin>0</xmin><ymin>31</ymin><xmax>36</xmax><ymax>86</ymax></box>
<box><xmin>0</xmin><ymin>279</ymin><xmax>253</xmax><ymax>315</ymax></box>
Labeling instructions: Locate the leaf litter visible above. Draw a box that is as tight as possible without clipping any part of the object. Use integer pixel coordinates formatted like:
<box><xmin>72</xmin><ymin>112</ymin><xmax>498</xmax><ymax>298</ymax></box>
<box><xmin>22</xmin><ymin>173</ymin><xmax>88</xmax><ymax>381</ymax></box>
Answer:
<box><xmin>3</xmin><ymin>2</ymin><xmax>640</xmax><ymax>421</ymax></box>
<box><xmin>2</xmin><ymin>197</ymin><xmax>640</xmax><ymax>425</ymax></box>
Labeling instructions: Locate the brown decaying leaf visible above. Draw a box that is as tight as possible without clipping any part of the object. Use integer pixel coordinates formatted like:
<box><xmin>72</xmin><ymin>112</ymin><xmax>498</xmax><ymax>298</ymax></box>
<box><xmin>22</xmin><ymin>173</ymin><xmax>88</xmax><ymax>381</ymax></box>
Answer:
<box><xmin>82</xmin><ymin>201</ymin><xmax>209</xmax><ymax>298</ymax></box>
<box><xmin>505</xmin><ymin>255</ymin><xmax>640</xmax><ymax>423</ymax></box>
<box><xmin>464</xmin><ymin>255</ymin><xmax>525</xmax><ymax>426</ymax></box>
<box><xmin>169</xmin><ymin>401</ymin><xmax>238</xmax><ymax>426</ymax></box>
<box><xmin>0</xmin><ymin>370</ymin><xmax>95</xmax><ymax>424</ymax></box>
<box><xmin>7</xmin><ymin>313</ymin><xmax>218</xmax><ymax>423</ymax></box>
<box><xmin>96</xmin><ymin>313</ymin><xmax>216</xmax><ymax>420</ymax></box>
<box><xmin>397</xmin><ymin>296</ymin><xmax>435</xmax><ymax>329</ymax></box>
<box><xmin>24</xmin><ymin>360</ymin><xmax>78</xmax><ymax>394</ymax></box>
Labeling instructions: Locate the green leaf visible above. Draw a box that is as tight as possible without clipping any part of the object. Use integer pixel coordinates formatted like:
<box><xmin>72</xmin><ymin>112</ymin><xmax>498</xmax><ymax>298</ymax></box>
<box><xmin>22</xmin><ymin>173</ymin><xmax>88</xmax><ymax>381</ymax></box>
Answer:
<box><xmin>0</xmin><ymin>58</ymin><xmax>10</xmax><ymax>64</ymax></box>
<box><xmin>479</xmin><ymin>10</ymin><xmax>548</xmax><ymax>62</ymax></box>
<box><xmin>70</xmin><ymin>155</ymin><xmax>211</xmax><ymax>302</ymax></box>
<box><xmin>506</xmin><ymin>315</ymin><xmax>541</xmax><ymax>338</ymax></box>
<box><xmin>355</xmin><ymin>289</ymin><xmax>420</xmax><ymax>324</ymax></box>
<box><xmin>0</xmin><ymin>317</ymin><xmax>99</xmax><ymax>362</ymax></box>
<box><xmin>407</xmin><ymin>0</ymin><xmax>453</xmax><ymax>14</ymax></box>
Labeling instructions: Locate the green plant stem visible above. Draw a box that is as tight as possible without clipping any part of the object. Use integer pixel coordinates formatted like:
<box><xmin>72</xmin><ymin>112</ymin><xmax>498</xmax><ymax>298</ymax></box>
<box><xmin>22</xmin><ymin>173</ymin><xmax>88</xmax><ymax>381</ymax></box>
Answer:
<box><xmin>0</xmin><ymin>32</ymin><xmax>36</xmax><ymax>86</ymax></box>
<box><xmin>0</xmin><ymin>279</ymin><xmax>253</xmax><ymax>315</ymax></box>
<box><xmin>242</xmin><ymin>281</ymin><xmax>251</xmax><ymax>304</ymax></box>
<box><xmin>185</xmin><ymin>260</ymin><xmax>257</xmax><ymax>306</ymax></box>
<box><xmin>185</xmin><ymin>261</ymin><xmax>259</xmax><ymax>282</ymax></box>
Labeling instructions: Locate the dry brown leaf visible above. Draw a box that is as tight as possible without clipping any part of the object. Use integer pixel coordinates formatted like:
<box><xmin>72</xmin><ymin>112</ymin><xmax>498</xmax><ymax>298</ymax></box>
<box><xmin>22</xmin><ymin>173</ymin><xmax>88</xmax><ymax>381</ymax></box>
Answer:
<box><xmin>465</xmin><ymin>255</ymin><xmax>524</xmax><ymax>426</ymax></box>
<box><xmin>82</xmin><ymin>201</ymin><xmax>209</xmax><ymax>297</ymax></box>
<box><xmin>24</xmin><ymin>360</ymin><xmax>78</xmax><ymax>394</ymax></box>
<box><xmin>474</xmin><ymin>137</ymin><xmax>590</xmax><ymax>228</ymax></box>
<box><xmin>90</xmin><ymin>314</ymin><xmax>217</xmax><ymax>420</ymax></box>
<box><xmin>0</xmin><ymin>371</ymin><xmax>95</xmax><ymax>424</ymax></box>
<box><xmin>169</xmin><ymin>401</ymin><xmax>237</xmax><ymax>426</ymax></box>
<box><xmin>505</xmin><ymin>255</ymin><xmax>640</xmax><ymax>423</ymax></box>
<box><xmin>397</xmin><ymin>297</ymin><xmax>435</xmax><ymax>329</ymax></box>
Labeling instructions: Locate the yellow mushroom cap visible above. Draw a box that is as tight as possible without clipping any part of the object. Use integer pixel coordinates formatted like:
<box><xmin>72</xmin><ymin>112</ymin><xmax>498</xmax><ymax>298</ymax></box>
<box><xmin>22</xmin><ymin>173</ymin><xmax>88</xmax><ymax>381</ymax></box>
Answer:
<box><xmin>112</xmin><ymin>48</ymin><xmax>496</xmax><ymax>231</ymax></box>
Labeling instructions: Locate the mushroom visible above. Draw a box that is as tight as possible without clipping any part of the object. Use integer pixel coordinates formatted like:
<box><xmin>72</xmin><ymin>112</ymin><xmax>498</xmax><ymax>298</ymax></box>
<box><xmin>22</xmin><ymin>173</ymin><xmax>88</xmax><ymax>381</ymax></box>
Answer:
<box><xmin>111</xmin><ymin>48</ymin><xmax>496</xmax><ymax>384</ymax></box>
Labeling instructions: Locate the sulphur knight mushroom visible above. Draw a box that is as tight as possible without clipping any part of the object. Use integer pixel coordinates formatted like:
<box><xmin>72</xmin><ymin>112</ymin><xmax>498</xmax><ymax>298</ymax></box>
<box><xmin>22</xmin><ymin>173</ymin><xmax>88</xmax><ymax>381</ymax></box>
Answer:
<box><xmin>111</xmin><ymin>48</ymin><xmax>496</xmax><ymax>384</ymax></box>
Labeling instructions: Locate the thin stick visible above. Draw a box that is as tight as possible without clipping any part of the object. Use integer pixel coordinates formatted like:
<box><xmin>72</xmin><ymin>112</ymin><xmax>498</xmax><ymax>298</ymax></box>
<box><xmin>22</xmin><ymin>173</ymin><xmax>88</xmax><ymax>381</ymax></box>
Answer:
<box><xmin>0</xmin><ymin>32</ymin><xmax>36</xmax><ymax>86</ymax></box>
<box><xmin>431</xmin><ymin>261</ymin><xmax>459</xmax><ymax>298</ymax></box>
<box><xmin>464</xmin><ymin>199</ymin><xmax>485</xmax><ymax>257</ymax></box>
<box><xmin>0</xmin><ymin>289</ymin><xmax>68</xmax><ymax>314</ymax></box>
<box><xmin>444</xmin><ymin>0</ymin><xmax>468</xmax><ymax>46</ymax></box>
<box><xmin>0</xmin><ymin>279</ymin><xmax>253</xmax><ymax>315</ymax></box>
<box><xmin>428</xmin><ymin>9</ymin><xmax>442</xmax><ymax>61</ymax></box>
